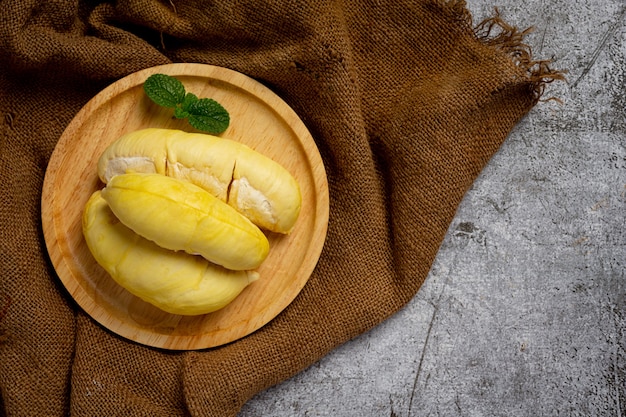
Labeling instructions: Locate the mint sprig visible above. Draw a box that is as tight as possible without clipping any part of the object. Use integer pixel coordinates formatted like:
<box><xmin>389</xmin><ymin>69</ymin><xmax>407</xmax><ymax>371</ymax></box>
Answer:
<box><xmin>143</xmin><ymin>74</ymin><xmax>230</xmax><ymax>134</ymax></box>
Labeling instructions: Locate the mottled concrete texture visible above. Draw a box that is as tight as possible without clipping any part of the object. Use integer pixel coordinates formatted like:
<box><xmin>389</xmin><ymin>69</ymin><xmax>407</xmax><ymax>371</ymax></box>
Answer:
<box><xmin>239</xmin><ymin>0</ymin><xmax>626</xmax><ymax>415</ymax></box>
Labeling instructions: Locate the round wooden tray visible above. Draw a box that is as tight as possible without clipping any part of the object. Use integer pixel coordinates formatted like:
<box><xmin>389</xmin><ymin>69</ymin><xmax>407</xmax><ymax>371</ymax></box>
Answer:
<box><xmin>41</xmin><ymin>64</ymin><xmax>329</xmax><ymax>350</ymax></box>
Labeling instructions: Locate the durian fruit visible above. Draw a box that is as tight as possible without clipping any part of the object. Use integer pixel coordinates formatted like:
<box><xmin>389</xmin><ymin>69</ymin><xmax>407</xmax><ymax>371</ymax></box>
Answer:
<box><xmin>98</xmin><ymin>128</ymin><xmax>301</xmax><ymax>234</ymax></box>
<box><xmin>82</xmin><ymin>191</ymin><xmax>259</xmax><ymax>316</ymax></box>
<box><xmin>100</xmin><ymin>172</ymin><xmax>270</xmax><ymax>271</ymax></box>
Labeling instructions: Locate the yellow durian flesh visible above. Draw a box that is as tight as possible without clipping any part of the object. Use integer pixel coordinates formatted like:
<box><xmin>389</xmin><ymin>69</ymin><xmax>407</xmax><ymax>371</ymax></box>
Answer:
<box><xmin>100</xmin><ymin>172</ymin><xmax>270</xmax><ymax>271</ymax></box>
<box><xmin>82</xmin><ymin>191</ymin><xmax>259</xmax><ymax>316</ymax></box>
<box><xmin>227</xmin><ymin>143</ymin><xmax>301</xmax><ymax>234</ymax></box>
<box><xmin>97</xmin><ymin>128</ymin><xmax>302</xmax><ymax>234</ymax></box>
<box><xmin>97</xmin><ymin>129</ymin><xmax>168</xmax><ymax>181</ymax></box>
<box><xmin>167</xmin><ymin>130</ymin><xmax>239</xmax><ymax>202</ymax></box>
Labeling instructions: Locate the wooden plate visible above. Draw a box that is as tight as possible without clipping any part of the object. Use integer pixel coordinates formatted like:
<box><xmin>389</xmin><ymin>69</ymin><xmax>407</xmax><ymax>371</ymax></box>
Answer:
<box><xmin>41</xmin><ymin>63</ymin><xmax>329</xmax><ymax>350</ymax></box>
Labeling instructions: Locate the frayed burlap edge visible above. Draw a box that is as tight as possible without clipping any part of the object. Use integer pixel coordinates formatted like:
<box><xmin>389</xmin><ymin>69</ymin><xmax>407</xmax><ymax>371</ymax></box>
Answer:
<box><xmin>437</xmin><ymin>0</ymin><xmax>566</xmax><ymax>102</ymax></box>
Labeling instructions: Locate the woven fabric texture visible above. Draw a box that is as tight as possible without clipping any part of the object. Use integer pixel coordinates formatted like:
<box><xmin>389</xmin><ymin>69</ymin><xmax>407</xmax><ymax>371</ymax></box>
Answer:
<box><xmin>0</xmin><ymin>1</ymin><xmax>560</xmax><ymax>415</ymax></box>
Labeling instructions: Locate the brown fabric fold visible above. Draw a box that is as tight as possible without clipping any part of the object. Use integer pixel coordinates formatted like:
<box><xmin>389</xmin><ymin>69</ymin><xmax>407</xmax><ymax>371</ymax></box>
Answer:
<box><xmin>0</xmin><ymin>1</ymin><xmax>562</xmax><ymax>416</ymax></box>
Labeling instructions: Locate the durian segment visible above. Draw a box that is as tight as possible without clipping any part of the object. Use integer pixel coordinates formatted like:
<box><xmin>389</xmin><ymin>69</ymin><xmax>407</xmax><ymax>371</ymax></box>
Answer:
<box><xmin>101</xmin><ymin>172</ymin><xmax>270</xmax><ymax>271</ymax></box>
<box><xmin>98</xmin><ymin>128</ymin><xmax>168</xmax><ymax>179</ymax></box>
<box><xmin>97</xmin><ymin>128</ymin><xmax>301</xmax><ymax>233</ymax></box>
<box><xmin>82</xmin><ymin>191</ymin><xmax>259</xmax><ymax>316</ymax></box>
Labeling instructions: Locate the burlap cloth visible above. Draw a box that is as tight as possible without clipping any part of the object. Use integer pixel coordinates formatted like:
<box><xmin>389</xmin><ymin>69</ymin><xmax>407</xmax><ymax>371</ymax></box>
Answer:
<box><xmin>0</xmin><ymin>1</ymin><xmax>562</xmax><ymax>415</ymax></box>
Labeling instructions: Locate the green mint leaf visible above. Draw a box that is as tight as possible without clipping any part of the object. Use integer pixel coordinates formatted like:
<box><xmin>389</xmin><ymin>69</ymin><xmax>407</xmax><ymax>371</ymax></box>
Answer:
<box><xmin>173</xmin><ymin>106</ymin><xmax>189</xmax><ymax>119</ymax></box>
<box><xmin>174</xmin><ymin>93</ymin><xmax>198</xmax><ymax>119</ymax></box>
<box><xmin>181</xmin><ymin>92</ymin><xmax>199</xmax><ymax>111</ymax></box>
<box><xmin>143</xmin><ymin>74</ymin><xmax>186</xmax><ymax>108</ymax></box>
<box><xmin>143</xmin><ymin>74</ymin><xmax>230</xmax><ymax>134</ymax></box>
<box><xmin>186</xmin><ymin>98</ymin><xmax>230</xmax><ymax>134</ymax></box>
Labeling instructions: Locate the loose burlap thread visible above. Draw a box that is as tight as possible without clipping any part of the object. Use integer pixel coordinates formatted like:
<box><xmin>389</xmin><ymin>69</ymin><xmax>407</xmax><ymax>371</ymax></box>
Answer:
<box><xmin>0</xmin><ymin>1</ymin><xmax>562</xmax><ymax>415</ymax></box>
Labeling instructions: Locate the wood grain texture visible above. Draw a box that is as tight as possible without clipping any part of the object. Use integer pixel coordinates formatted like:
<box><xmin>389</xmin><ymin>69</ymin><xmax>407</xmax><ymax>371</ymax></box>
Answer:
<box><xmin>41</xmin><ymin>63</ymin><xmax>329</xmax><ymax>350</ymax></box>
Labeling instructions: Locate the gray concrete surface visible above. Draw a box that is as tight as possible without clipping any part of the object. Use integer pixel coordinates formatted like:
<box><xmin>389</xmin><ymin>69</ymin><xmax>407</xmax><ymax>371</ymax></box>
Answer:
<box><xmin>239</xmin><ymin>0</ymin><xmax>626</xmax><ymax>415</ymax></box>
